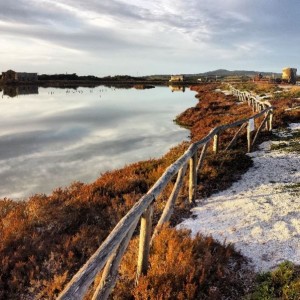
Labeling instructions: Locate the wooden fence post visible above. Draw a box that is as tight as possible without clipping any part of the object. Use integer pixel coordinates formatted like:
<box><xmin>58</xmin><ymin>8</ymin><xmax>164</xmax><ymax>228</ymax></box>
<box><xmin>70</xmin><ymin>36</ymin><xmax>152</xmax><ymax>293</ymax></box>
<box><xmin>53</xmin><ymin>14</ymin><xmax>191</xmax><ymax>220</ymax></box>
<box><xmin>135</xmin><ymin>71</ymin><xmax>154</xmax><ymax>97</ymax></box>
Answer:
<box><xmin>196</xmin><ymin>143</ymin><xmax>208</xmax><ymax>172</ymax></box>
<box><xmin>265</xmin><ymin>112</ymin><xmax>269</xmax><ymax>131</ymax></box>
<box><xmin>136</xmin><ymin>204</ymin><xmax>153</xmax><ymax>281</ymax></box>
<box><xmin>189</xmin><ymin>152</ymin><xmax>197</xmax><ymax>204</ymax></box>
<box><xmin>213</xmin><ymin>134</ymin><xmax>219</xmax><ymax>153</ymax></box>
<box><xmin>247</xmin><ymin>121</ymin><xmax>252</xmax><ymax>152</ymax></box>
<box><xmin>92</xmin><ymin>220</ymin><xmax>139</xmax><ymax>300</ymax></box>
<box><xmin>225</xmin><ymin>123</ymin><xmax>247</xmax><ymax>151</ymax></box>
<box><xmin>151</xmin><ymin>164</ymin><xmax>187</xmax><ymax>243</ymax></box>
<box><xmin>252</xmin><ymin>111</ymin><xmax>271</xmax><ymax>147</ymax></box>
<box><xmin>269</xmin><ymin>110</ymin><xmax>273</xmax><ymax>131</ymax></box>
<box><xmin>251</xmin><ymin>99</ymin><xmax>254</xmax><ymax>112</ymax></box>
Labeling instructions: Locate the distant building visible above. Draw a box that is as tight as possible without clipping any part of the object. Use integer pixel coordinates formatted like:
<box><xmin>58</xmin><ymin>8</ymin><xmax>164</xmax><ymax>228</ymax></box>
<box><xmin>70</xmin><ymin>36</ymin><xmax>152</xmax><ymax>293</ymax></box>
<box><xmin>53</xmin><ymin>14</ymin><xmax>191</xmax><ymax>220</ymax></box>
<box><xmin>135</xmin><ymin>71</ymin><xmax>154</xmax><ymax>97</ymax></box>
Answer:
<box><xmin>282</xmin><ymin>67</ymin><xmax>297</xmax><ymax>84</ymax></box>
<box><xmin>1</xmin><ymin>70</ymin><xmax>38</xmax><ymax>83</ymax></box>
<box><xmin>169</xmin><ymin>75</ymin><xmax>184</xmax><ymax>82</ymax></box>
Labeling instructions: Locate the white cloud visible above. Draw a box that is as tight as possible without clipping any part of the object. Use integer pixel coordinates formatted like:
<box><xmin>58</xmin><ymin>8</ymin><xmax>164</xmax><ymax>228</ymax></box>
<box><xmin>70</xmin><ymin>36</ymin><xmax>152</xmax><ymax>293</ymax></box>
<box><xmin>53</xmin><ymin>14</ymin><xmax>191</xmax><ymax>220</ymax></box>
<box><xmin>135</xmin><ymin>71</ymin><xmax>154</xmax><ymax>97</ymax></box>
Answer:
<box><xmin>0</xmin><ymin>0</ymin><xmax>299</xmax><ymax>75</ymax></box>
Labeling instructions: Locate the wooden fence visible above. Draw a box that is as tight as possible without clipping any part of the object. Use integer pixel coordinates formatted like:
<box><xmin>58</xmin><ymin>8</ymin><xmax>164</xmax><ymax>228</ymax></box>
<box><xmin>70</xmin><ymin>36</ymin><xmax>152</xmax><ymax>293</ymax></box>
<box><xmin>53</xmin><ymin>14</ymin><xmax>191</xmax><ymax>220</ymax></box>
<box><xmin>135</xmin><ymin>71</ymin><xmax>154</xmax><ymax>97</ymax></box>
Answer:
<box><xmin>58</xmin><ymin>85</ymin><xmax>274</xmax><ymax>300</ymax></box>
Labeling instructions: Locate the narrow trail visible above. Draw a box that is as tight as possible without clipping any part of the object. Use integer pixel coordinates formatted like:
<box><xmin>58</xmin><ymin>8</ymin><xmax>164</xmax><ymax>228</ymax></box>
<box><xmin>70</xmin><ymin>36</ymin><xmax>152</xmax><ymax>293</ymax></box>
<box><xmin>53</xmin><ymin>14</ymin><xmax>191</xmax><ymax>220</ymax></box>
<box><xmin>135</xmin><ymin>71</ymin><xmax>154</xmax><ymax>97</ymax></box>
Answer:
<box><xmin>178</xmin><ymin>124</ymin><xmax>300</xmax><ymax>272</ymax></box>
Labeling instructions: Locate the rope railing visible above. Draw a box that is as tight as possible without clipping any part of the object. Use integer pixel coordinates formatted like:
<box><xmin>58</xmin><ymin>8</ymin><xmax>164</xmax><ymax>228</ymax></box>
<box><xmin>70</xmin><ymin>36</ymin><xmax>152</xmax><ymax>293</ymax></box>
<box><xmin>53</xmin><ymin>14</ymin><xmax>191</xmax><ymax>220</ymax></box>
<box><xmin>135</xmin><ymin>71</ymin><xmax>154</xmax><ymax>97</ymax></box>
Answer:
<box><xmin>58</xmin><ymin>85</ymin><xmax>274</xmax><ymax>300</ymax></box>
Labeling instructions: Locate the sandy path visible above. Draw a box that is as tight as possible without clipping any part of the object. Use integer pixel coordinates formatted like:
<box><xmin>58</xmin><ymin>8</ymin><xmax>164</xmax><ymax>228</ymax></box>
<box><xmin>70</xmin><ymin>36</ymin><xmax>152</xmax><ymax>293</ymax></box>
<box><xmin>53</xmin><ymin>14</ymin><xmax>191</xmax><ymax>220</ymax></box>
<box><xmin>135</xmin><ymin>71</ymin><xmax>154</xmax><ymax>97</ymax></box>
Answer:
<box><xmin>178</xmin><ymin>124</ymin><xmax>300</xmax><ymax>272</ymax></box>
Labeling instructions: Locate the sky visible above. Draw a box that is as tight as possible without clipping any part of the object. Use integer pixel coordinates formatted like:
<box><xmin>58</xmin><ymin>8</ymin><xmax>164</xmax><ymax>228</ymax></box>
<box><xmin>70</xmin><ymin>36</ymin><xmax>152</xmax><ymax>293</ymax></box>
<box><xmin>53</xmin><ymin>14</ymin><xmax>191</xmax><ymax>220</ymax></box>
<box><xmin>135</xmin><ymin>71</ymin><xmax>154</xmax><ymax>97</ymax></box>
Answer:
<box><xmin>0</xmin><ymin>0</ymin><xmax>300</xmax><ymax>76</ymax></box>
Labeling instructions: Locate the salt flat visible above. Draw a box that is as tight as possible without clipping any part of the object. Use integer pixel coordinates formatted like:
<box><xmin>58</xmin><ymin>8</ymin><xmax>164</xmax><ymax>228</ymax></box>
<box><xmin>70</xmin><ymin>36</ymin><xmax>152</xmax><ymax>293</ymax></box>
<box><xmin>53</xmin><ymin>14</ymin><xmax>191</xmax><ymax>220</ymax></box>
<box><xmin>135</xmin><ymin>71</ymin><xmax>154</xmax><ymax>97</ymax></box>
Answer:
<box><xmin>178</xmin><ymin>123</ymin><xmax>300</xmax><ymax>272</ymax></box>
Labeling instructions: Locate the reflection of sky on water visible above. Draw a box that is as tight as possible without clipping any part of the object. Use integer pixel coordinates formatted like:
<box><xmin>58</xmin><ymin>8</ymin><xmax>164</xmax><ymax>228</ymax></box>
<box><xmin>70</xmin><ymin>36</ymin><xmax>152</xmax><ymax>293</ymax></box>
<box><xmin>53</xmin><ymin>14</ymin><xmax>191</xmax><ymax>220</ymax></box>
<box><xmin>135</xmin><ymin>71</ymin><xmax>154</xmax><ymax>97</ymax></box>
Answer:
<box><xmin>0</xmin><ymin>86</ymin><xmax>196</xmax><ymax>199</ymax></box>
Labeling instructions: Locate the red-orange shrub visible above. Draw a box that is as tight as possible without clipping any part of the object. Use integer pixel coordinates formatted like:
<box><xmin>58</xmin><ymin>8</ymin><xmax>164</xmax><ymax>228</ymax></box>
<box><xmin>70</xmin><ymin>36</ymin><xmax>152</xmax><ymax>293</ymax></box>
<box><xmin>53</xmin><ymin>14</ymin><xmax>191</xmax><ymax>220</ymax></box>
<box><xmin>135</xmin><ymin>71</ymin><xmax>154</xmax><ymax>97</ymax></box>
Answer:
<box><xmin>112</xmin><ymin>226</ymin><xmax>253</xmax><ymax>299</ymax></box>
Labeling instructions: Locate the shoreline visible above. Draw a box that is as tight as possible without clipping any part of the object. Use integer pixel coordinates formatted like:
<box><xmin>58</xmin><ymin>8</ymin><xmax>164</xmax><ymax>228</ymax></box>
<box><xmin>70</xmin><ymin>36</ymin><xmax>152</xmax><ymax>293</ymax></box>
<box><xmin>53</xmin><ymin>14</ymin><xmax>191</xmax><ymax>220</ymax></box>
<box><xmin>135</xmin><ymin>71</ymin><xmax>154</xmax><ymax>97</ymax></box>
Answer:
<box><xmin>0</xmin><ymin>79</ymin><xmax>200</xmax><ymax>89</ymax></box>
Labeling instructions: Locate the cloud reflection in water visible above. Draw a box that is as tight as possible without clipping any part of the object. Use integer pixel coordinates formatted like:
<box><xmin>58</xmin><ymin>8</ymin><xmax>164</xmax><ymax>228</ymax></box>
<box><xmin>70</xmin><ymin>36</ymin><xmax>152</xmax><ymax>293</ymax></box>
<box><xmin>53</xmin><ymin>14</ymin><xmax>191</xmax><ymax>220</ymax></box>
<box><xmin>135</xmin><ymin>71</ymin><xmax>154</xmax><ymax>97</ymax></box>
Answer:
<box><xmin>0</xmin><ymin>86</ymin><xmax>196</xmax><ymax>199</ymax></box>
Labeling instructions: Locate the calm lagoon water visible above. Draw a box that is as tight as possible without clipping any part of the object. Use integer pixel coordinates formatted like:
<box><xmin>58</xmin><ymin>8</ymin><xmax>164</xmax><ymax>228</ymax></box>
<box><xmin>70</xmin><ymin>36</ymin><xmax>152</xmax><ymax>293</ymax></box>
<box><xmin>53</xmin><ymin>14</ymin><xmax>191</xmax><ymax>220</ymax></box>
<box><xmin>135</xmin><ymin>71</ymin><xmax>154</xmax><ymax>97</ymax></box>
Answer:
<box><xmin>0</xmin><ymin>86</ymin><xmax>196</xmax><ymax>199</ymax></box>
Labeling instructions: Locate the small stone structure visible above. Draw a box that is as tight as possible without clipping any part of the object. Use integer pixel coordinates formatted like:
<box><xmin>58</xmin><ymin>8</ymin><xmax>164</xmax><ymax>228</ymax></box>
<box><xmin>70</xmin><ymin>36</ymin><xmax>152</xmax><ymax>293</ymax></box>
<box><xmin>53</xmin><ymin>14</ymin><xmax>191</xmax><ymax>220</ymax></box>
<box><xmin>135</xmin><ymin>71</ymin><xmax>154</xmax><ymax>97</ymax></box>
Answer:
<box><xmin>282</xmin><ymin>67</ymin><xmax>297</xmax><ymax>84</ymax></box>
<box><xmin>169</xmin><ymin>75</ymin><xmax>184</xmax><ymax>82</ymax></box>
<box><xmin>1</xmin><ymin>70</ymin><xmax>38</xmax><ymax>83</ymax></box>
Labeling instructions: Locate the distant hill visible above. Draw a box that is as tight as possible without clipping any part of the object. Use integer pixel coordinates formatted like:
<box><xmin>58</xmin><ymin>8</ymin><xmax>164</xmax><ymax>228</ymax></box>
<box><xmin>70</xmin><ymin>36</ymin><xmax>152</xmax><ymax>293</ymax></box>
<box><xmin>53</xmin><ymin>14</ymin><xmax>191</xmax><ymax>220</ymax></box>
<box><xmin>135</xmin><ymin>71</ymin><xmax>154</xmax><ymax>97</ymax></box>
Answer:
<box><xmin>143</xmin><ymin>69</ymin><xmax>281</xmax><ymax>80</ymax></box>
<box><xmin>197</xmin><ymin>69</ymin><xmax>280</xmax><ymax>77</ymax></box>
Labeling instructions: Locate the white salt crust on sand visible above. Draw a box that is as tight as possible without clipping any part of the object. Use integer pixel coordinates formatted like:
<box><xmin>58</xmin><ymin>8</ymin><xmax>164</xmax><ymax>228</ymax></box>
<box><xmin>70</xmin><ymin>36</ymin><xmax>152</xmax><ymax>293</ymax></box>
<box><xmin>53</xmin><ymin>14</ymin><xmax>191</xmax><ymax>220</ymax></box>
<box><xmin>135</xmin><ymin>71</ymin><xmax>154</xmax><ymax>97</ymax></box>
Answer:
<box><xmin>178</xmin><ymin>124</ymin><xmax>300</xmax><ymax>272</ymax></box>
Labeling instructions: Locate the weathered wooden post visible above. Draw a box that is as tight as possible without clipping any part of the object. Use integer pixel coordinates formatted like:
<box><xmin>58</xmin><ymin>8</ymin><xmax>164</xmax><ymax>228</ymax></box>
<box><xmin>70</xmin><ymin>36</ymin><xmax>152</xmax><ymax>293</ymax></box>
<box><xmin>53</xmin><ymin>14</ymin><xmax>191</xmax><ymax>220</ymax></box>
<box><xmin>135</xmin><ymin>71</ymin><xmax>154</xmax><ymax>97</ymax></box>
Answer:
<box><xmin>151</xmin><ymin>164</ymin><xmax>187</xmax><ymax>243</ymax></box>
<box><xmin>252</xmin><ymin>111</ymin><xmax>271</xmax><ymax>148</ymax></box>
<box><xmin>265</xmin><ymin>112</ymin><xmax>269</xmax><ymax>131</ymax></box>
<box><xmin>189</xmin><ymin>152</ymin><xmax>197</xmax><ymax>204</ymax></box>
<box><xmin>92</xmin><ymin>220</ymin><xmax>139</xmax><ymax>300</ymax></box>
<box><xmin>136</xmin><ymin>204</ymin><xmax>153</xmax><ymax>280</ymax></box>
<box><xmin>213</xmin><ymin>134</ymin><xmax>219</xmax><ymax>153</ymax></box>
<box><xmin>252</xmin><ymin>99</ymin><xmax>256</xmax><ymax>112</ymax></box>
<box><xmin>247</xmin><ymin>119</ymin><xmax>254</xmax><ymax>152</ymax></box>
<box><xmin>250</xmin><ymin>99</ymin><xmax>254</xmax><ymax>111</ymax></box>
<box><xmin>196</xmin><ymin>143</ymin><xmax>208</xmax><ymax>172</ymax></box>
<box><xmin>225</xmin><ymin>123</ymin><xmax>247</xmax><ymax>151</ymax></box>
<box><xmin>248</xmin><ymin>97</ymin><xmax>251</xmax><ymax>106</ymax></box>
<box><xmin>243</xmin><ymin>93</ymin><xmax>246</xmax><ymax>102</ymax></box>
<box><xmin>269</xmin><ymin>110</ymin><xmax>273</xmax><ymax>131</ymax></box>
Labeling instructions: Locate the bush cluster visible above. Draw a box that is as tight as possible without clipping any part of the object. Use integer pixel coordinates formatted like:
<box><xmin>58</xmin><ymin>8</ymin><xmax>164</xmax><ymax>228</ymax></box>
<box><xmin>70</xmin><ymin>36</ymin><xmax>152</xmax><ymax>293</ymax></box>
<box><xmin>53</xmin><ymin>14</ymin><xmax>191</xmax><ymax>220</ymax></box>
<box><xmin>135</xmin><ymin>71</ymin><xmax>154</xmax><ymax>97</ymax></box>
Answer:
<box><xmin>249</xmin><ymin>261</ymin><xmax>300</xmax><ymax>299</ymax></box>
<box><xmin>112</xmin><ymin>226</ymin><xmax>254</xmax><ymax>300</ymax></box>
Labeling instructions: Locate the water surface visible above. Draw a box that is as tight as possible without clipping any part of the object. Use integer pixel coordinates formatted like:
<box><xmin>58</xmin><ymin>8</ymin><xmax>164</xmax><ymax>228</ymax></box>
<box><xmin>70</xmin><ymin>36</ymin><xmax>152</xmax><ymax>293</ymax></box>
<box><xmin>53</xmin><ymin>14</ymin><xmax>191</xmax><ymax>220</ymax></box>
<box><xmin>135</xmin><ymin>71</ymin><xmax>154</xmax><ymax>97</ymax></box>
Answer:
<box><xmin>0</xmin><ymin>86</ymin><xmax>196</xmax><ymax>199</ymax></box>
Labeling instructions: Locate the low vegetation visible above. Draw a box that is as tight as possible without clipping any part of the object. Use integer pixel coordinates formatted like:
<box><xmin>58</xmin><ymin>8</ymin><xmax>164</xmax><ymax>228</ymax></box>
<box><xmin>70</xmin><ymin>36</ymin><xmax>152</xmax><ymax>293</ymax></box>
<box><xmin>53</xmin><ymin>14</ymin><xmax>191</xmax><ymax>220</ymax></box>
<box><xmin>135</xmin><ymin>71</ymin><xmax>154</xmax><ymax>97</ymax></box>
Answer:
<box><xmin>176</xmin><ymin>84</ymin><xmax>252</xmax><ymax>142</ymax></box>
<box><xmin>233</xmin><ymin>82</ymin><xmax>299</xmax><ymax>126</ymax></box>
<box><xmin>0</xmin><ymin>82</ymin><xmax>299</xmax><ymax>299</ymax></box>
<box><xmin>112</xmin><ymin>226</ymin><xmax>254</xmax><ymax>300</ymax></box>
<box><xmin>248</xmin><ymin>261</ymin><xmax>300</xmax><ymax>300</ymax></box>
<box><xmin>233</xmin><ymin>82</ymin><xmax>280</xmax><ymax>95</ymax></box>
<box><xmin>270</xmin><ymin>127</ymin><xmax>300</xmax><ymax>153</ymax></box>
<box><xmin>280</xmin><ymin>183</ymin><xmax>300</xmax><ymax>197</ymax></box>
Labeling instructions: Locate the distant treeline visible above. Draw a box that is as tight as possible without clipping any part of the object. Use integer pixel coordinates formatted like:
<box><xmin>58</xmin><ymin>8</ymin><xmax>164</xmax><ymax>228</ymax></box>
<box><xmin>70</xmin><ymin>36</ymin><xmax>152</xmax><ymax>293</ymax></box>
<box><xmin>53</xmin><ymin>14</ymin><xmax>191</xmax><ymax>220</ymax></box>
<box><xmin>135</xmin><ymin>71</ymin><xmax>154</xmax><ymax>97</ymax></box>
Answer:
<box><xmin>38</xmin><ymin>73</ymin><xmax>147</xmax><ymax>82</ymax></box>
<box><xmin>38</xmin><ymin>73</ymin><xmax>99</xmax><ymax>81</ymax></box>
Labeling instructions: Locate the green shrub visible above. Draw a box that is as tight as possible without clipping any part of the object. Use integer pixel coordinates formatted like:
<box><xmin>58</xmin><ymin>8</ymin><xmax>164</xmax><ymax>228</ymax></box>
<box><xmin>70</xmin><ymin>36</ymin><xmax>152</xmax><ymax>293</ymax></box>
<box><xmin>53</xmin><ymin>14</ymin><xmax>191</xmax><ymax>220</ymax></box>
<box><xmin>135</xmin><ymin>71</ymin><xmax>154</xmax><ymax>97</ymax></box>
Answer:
<box><xmin>249</xmin><ymin>261</ymin><xmax>300</xmax><ymax>300</ymax></box>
